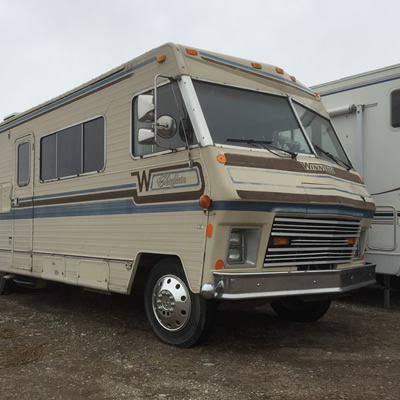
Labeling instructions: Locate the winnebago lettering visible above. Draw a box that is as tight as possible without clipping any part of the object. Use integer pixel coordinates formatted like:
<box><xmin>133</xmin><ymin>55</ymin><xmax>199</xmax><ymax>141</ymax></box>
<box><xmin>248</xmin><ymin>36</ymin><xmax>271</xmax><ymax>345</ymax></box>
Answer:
<box><xmin>0</xmin><ymin>44</ymin><xmax>375</xmax><ymax>346</ymax></box>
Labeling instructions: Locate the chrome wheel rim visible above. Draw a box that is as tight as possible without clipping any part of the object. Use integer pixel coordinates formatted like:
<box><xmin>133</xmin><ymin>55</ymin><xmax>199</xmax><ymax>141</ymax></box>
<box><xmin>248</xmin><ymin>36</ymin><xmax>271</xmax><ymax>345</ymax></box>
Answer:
<box><xmin>152</xmin><ymin>275</ymin><xmax>191</xmax><ymax>332</ymax></box>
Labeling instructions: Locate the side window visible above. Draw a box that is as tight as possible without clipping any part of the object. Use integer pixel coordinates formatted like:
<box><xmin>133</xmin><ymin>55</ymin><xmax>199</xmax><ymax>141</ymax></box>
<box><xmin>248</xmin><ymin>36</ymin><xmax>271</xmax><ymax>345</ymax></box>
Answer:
<box><xmin>132</xmin><ymin>82</ymin><xmax>196</xmax><ymax>157</ymax></box>
<box><xmin>40</xmin><ymin>117</ymin><xmax>105</xmax><ymax>181</ymax></box>
<box><xmin>391</xmin><ymin>89</ymin><xmax>400</xmax><ymax>128</ymax></box>
<box><xmin>17</xmin><ymin>142</ymin><xmax>30</xmax><ymax>186</ymax></box>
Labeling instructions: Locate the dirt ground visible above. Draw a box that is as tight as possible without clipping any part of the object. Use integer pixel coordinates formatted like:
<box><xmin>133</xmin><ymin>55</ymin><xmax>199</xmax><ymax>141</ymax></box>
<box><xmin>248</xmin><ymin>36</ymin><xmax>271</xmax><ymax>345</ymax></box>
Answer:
<box><xmin>0</xmin><ymin>283</ymin><xmax>399</xmax><ymax>400</ymax></box>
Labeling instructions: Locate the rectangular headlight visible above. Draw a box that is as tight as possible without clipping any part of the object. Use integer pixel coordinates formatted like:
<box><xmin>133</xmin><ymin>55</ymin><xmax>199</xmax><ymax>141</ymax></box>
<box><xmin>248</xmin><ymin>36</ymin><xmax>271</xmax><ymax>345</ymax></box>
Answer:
<box><xmin>226</xmin><ymin>227</ymin><xmax>261</xmax><ymax>267</ymax></box>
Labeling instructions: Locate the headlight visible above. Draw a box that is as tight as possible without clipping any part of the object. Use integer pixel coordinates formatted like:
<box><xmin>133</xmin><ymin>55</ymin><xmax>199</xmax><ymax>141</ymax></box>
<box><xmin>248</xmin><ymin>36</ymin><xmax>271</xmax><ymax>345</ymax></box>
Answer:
<box><xmin>226</xmin><ymin>228</ymin><xmax>261</xmax><ymax>267</ymax></box>
<box><xmin>228</xmin><ymin>230</ymin><xmax>245</xmax><ymax>263</ymax></box>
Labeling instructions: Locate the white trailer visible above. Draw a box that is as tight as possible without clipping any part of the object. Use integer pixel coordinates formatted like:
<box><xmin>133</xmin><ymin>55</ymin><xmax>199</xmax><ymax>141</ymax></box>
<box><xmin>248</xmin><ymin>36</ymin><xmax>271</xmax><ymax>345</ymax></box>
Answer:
<box><xmin>313</xmin><ymin>65</ymin><xmax>400</xmax><ymax>299</ymax></box>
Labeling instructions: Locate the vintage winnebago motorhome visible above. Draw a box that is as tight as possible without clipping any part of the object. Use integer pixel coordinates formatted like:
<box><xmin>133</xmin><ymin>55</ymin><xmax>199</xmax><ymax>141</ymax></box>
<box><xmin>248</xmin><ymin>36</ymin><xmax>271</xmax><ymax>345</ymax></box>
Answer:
<box><xmin>0</xmin><ymin>44</ymin><xmax>375</xmax><ymax>346</ymax></box>
<box><xmin>313</xmin><ymin>65</ymin><xmax>400</xmax><ymax>297</ymax></box>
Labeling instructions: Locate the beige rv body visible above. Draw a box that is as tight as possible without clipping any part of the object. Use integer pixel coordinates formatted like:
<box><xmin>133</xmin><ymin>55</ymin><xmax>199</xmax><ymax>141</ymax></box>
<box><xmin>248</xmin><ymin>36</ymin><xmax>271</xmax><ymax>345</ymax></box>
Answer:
<box><xmin>0</xmin><ymin>44</ymin><xmax>374</xmax><ymax>336</ymax></box>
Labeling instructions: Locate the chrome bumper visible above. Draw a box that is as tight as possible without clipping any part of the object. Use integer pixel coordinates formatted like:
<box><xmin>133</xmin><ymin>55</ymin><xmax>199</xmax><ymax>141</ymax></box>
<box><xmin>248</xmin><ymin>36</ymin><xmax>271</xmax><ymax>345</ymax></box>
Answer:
<box><xmin>201</xmin><ymin>264</ymin><xmax>376</xmax><ymax>300</ymax></box>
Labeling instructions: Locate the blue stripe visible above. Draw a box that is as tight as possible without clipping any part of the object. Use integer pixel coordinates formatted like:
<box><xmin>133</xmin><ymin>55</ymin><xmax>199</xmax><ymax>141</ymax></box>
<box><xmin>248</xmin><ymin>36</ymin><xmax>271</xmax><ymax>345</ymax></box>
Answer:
<box><xmin>320</xmin><ymin>75</ymin><xmax>400</xmax><ymax>97</ymax></box>
<box><xmin>0</xmin><ymin>198</ymin><xmax>374</xmax><ymax>221</ymax></box>
<box><xmin>199</xmin><ymin>51</ymin><xmax>314</xmax><ymax>95</ymax></box>
<box><xmin>0</xmin><ymin>57</ymin><xmax>156</xmax><ymax>133</ymax></box>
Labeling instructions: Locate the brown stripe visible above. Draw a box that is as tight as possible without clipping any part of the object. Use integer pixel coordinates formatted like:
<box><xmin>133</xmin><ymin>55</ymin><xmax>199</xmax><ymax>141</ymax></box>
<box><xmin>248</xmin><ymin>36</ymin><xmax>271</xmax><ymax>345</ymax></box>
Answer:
<box><xmin>237</xmin><ymin>190</ymin><xmax>376</xmax><ymax>212</ymax></box>
<box><xmin>225</xmin><ymin>153</ymin><xmax>363</xmax><ymax>184</ymax></box>
<box><xmin>18</xmin><ymin>163</ymin><xmax>205</xmax><ymax>208</ymax></box>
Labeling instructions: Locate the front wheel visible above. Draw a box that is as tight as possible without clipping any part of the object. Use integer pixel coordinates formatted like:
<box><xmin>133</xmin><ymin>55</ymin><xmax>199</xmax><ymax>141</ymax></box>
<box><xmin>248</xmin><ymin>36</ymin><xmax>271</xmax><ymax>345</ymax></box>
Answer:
<box><xmin>144</xmin><ymin>259</ymin><xmax>216</xmax><ymax>347</ymax></box>
<box><xmin>271</xmin><ymin>298</ymin><xmax>331</xmax><ymax>322</ymax></box>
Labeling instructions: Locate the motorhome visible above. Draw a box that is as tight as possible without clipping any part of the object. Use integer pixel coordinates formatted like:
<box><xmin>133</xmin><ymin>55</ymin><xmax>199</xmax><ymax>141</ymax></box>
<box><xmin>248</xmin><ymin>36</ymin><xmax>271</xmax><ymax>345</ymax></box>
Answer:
<box><xmin>0</xmin><ymin>44</ymin><xmax>375</xmax><ymax>347</ymax></box>
<box><xmin>313</xmin><ymin>65</ymin><xmax>400</xmax><ymax>297</ymax></box>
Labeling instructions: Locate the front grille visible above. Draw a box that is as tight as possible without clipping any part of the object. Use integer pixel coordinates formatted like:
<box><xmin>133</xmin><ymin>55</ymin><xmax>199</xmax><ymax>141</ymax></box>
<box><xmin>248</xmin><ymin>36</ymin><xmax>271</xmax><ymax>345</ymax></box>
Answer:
<box><xmin>264</xmin><ymin>217</ymin><xmax>361</xmax><ymax>268</ymax></box>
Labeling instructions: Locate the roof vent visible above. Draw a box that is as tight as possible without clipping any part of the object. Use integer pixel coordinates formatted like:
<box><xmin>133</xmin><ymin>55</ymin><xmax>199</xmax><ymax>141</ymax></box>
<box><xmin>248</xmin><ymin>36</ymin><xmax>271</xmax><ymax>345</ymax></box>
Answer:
<box><xmin>3</xmin><ymin>112</ymin><xmax>19</xmax><ymax>121</ymax></box>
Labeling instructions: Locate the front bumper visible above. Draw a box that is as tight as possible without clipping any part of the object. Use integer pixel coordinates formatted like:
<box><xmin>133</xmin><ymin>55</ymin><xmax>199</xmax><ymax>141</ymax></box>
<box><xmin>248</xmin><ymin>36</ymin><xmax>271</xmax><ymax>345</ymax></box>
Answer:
<box><xmin>201</xmin><ymin>263</ymin><xmax>376</xmax><ymax>300</ymax></box>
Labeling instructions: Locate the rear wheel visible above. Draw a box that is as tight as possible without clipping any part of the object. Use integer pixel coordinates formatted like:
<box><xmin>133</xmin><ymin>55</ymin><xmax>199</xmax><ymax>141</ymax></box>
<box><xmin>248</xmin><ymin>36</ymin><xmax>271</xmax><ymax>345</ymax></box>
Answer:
<box><xmin>271</xmin><ymin>298</ymin><xmax>331</xmax><ymax>322</ymax></box>
<box><xmin>0</xmin><ymin>272</ymin><xmax>14</xmax><ymax>295</ymax></box>
<box><xmin>144</xmin><ymin>259</ymin><xmax>216</xmax><ymax>347</ymax></box>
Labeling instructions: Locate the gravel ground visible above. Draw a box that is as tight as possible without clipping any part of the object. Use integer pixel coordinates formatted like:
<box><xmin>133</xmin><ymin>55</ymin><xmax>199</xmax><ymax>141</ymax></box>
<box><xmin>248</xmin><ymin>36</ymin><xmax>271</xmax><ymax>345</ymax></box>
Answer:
<box><xmin>0</xmin><ymin>283</ymin><xmax>399</xmax><ymax>400</ymax></box>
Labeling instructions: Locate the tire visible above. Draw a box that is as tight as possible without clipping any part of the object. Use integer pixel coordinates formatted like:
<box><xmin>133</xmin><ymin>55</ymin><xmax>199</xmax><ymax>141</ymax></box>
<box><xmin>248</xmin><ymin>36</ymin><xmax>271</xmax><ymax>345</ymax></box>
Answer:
<box><xmin>271</xmin><ymin>297</ymin><xmax>331</xmax><ymax>323</ymax></box>
<box><xmin>0</xmin><ymin>272</ymin><xmax>14</xmax><ymax>295</ymax></box>
<box><xmin>144</xmin><ymin>259</ymin><xmax>216</xmax><ymax>347</ymax></box>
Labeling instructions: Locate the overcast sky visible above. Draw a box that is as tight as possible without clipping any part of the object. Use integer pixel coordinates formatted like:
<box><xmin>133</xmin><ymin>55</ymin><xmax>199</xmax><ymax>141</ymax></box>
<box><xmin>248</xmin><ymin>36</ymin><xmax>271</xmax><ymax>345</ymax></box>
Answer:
<box><xmin>1</xmin><ymin>0</ymin><xmax>399</xmax><ymax>118</ymax></box>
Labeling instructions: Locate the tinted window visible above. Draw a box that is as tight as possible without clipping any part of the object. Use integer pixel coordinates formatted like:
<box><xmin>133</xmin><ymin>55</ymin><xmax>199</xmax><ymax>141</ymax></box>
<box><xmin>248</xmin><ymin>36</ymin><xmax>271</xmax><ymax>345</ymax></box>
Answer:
<box><xmin>391</xmin><ymin>90</ymin><xmax>400</xmax><ymax>128</ymax></box>
<box><xmin>57</xmin><ymin>125</ymin><xmax>82</xmax><ymax>177</ymax></box>
<box><xmin>17</xmin><ymin>142</ymin><xmax>30</xmax><ymax>186</ymax></box>
<box><xmin>40</xmin><ymin>117</ymin><xmax>104</xmax><ymax>181</ymax></box>
<box><xmin>41</xmin><ymin>134</ymin><xmax>57</xmax><ymax>181</ymax></box>
<box><xmin>84</xmin><ymin>117</ymin><xmax>104</xmax><ymax>173</ymax></box>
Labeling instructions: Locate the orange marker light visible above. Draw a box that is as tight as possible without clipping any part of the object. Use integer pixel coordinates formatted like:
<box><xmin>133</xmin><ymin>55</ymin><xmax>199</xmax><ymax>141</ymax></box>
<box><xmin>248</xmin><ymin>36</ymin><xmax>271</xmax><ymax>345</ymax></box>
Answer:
<box><xmin>199</xmin><ymin>195</ymin><xmax>212</xmax><ymax>209</ymax></box>
<box><xmin>290</xmin><ymin>76</ymin><xmax>297</xmax><ymax>82</ymax></box>
<box><xmin>276</xmin><ymin>67</ymin><xmax>284</xmax><ymax>74</ymax></box>
<box><xmin>186</xmin><ymin>48</ymin><xmax>198</xmax><ymax>56</ymax></box>
<box><xmin>346</xmin><ymin>238</ymin><xmax>357</xmax><ymax>245</ymax></box>
<box><xmin>207</xmin><ymin>223</ymin><xmax>213</xmax><ymax>238</ymax></box>
<box><xmin>216</xmin><ymin>154</ymin><xmax>226</xmax><ymax>163</ymax></box>
<box><xmin>157</xmin><ymin>55</ymin><xmax>166</xmax><ymax>63</ymax></box>
<box><xmin>215</xmin><ymin>259</ymin><xmax>224</xmax><ymax>270</ymax></box>
<box><xmin>272</xmin><ymin>237</ymin><xmax>290</xmax><ymax>246</ymax></box>
<box><xmin>251</xmin><ymin>62</ymin><xmax>262</xmax><ymax>69</ymax></box>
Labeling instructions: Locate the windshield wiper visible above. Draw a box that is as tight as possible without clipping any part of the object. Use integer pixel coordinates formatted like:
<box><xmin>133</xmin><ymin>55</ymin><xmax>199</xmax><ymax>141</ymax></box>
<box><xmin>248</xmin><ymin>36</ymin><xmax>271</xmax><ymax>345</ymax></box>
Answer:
<box><xmin>226</xmin><ymin>138</ymin><xmax>297</xmax><ymax>159</ymax></box>
<box><xmin>313</xmin><ymin>145</ymin><xmax>352</xmax><ymax>171</ymax></box>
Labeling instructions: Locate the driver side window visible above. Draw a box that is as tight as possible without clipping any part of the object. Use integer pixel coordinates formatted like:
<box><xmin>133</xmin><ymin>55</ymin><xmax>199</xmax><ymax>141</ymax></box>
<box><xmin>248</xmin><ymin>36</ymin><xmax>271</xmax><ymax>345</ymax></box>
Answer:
<box><xmin>132</xmin><ymin>82</ymin><xmax>196</xmax><ymax>157</ymax></box>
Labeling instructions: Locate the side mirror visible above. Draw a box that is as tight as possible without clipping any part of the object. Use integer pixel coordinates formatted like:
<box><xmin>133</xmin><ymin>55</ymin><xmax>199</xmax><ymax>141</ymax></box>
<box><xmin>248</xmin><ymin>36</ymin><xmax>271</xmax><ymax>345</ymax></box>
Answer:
<box><xmin>157</xmin><ymin>115</ymin><xmax>177</xmax><ymax>139</ymax></box>
<box><xmin>138</xmin><ymin>128</ymin><xmax>156</xmax><ymax>144</ymax></box>
<box><xmin>138</xmin><ymin>95</ymin><xmax>155</xmax><ymax>122</ymax></box>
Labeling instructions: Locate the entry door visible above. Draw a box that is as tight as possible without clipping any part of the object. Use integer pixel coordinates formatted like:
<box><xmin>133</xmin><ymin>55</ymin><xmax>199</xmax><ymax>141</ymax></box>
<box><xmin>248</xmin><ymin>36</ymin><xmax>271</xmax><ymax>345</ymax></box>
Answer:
<box><xmin>12</xmin><ymin>135</ymin><xmax>34</xmax><ymax>270</ymax></box>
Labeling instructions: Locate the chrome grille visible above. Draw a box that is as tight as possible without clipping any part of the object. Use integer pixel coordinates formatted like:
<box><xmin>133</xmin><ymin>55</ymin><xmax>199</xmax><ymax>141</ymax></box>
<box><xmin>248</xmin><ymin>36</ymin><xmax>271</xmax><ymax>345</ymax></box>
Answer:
<box><xmin>264</xmin><ymin>217</ymin><xmax>361</xmax><ymax>267</ymax></box>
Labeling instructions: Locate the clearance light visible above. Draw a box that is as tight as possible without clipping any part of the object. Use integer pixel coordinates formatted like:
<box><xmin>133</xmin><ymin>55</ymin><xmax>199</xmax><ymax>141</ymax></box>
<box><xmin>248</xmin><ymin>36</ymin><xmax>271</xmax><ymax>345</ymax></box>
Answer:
<box><xmin>207</xmin><ymin>224</ymin><xmax>213</xmax><ymax>238</ymax></box>
<box><xmin>216</xmin><ymin>154</ymin><xmax>226</xmax><ymax>163</ymax></box>
<box><xmin>186</xmin><ymin>48</ymin><xmax>198</xmax><ymax>56</ymax></box>
<box><xmin>276</xmin><ymin>67</ymin><xmax>284</xmax><ymax>74</ymax></box>
<box><xmin>157</xmin><ymin>55</ymin><xmax>166</xmax><ymax>63</ymax></box>
<box><xmin>314</xmin><ymin>92</ymin><xmax>320</xmax><ymax>98</ymax></box>
<box><xmin>346</xmin><ymin>238</ymin><xmax>357</xmax><ymax>245</ymax></box>
<box><xmin>290</xmin><ymin>76</ymin><xmax>297</xmax><ymax>82</ymax></box>
<box><xmin>199</xmin><ymin>194</ymin><xmax>212</xmax><ymax>209</ymax></box>
<box><xmin>251</xmin><ymin>62</ymin><xmax>262</xmax><ymax>69</ymax></box>
<box><xmin>215</xmin><ymin>259</ymin><xmax>224</xmax><ymax>270</ymax></box>
<box><xmin>272</xmin><ymin>237</ymin><xmax>290</xmax><ymax>246</ymax></box>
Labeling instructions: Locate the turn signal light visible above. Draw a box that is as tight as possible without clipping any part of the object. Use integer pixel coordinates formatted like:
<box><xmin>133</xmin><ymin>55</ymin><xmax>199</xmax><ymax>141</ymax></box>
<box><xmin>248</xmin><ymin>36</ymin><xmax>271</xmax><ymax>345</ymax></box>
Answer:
<box><xmin>272</xmin><ymin>237</ymin><xmax>290</xmax><ymax>246</ymax></box>
<box><xmin>199</xmin><ymin>195</ymin><xmax>212</xmax><ymax>209</ymax></box>
<box><xmin>346</xmin><ymin>238</ymin><xmax>357</xmax><ymax>245</ymax></box>
<box><xmin>215</xmin><ymin>259</ymin><xmax>224</xmax><ymax>269</ymax></box>
<box><xmin>157</xmin><ymin>55</ymin><xmax>166</xmax><ymax>63</ymax></box>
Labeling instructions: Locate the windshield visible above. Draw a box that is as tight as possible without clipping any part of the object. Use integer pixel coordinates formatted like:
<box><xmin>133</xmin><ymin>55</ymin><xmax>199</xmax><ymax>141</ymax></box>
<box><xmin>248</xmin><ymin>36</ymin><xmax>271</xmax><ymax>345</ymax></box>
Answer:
<box><xmin>193</xmin><ymin>81</ymin><xmax>312</xmax><ymax>155</ymax></box>
<box><xmin>292</xmin><ymin>102</ymin><xmax>352</xmax><ymax>169</ymax></box>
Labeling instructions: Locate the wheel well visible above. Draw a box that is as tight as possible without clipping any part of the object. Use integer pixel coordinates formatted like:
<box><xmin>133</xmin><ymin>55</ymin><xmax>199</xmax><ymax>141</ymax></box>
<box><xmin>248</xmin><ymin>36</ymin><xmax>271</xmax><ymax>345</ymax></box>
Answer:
<box><xmin>130</xmin><ymin>253</ymin><xmax>182</xmax><ymax>294</ymax></box>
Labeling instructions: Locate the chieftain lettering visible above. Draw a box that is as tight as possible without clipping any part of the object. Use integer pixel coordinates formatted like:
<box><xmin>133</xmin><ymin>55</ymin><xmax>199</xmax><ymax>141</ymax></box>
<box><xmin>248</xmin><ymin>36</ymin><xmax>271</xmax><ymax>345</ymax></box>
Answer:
<box><xmin>156</xmin><ymin>174</ymin><xmax>187</xmax><ymax>188</ymax></box>
<box><xmin>300</xmin><ymin>162</ymin><xmax>335</xmax><ymax>175</ymax></box>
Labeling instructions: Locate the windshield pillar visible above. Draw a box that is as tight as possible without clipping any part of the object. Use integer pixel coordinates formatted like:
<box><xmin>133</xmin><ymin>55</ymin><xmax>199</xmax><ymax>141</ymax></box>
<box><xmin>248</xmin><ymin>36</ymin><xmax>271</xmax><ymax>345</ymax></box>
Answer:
<box><xmin>178</xmin><ymin>76</ymin><xmax>213</xmax><ymax>147</ymax></box>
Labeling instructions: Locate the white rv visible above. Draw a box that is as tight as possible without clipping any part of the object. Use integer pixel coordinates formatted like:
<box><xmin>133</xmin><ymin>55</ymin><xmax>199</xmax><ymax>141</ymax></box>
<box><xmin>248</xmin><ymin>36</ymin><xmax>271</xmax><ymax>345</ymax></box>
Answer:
<box><xmin>0</xmin><ymin>44</ymin><xmax>375</xmax><ymax>347</ymax></box>
<box><xmin>313</xmin><ymin>65</ymin><xmax>400</xmax><ymax>291</ymax></box>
